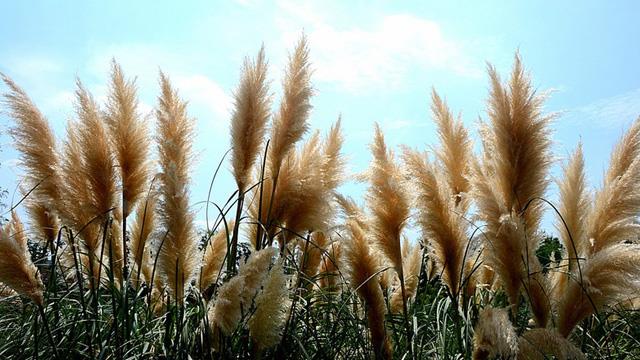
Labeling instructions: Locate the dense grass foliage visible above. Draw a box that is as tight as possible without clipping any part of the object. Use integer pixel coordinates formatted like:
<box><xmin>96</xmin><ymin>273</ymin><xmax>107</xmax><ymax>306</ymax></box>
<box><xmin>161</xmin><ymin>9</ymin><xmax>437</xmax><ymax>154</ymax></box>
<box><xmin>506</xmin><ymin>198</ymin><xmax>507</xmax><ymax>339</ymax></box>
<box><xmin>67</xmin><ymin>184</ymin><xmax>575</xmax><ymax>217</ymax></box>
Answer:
<box><xmin>0</xmin><ymin>36</ymin><xmax>639</xmax><ymax>359</ymax></box>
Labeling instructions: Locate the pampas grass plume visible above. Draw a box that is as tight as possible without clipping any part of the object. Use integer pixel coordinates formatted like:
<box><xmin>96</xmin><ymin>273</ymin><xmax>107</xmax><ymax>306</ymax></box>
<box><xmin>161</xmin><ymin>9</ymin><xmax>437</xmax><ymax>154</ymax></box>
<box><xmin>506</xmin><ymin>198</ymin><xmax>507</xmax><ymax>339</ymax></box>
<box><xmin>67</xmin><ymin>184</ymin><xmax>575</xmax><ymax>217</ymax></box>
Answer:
<box><xmin>248</xmin><ymin>261</ymin><xmax>290</xmax><ymax>350</ymax></box>
<box><xmin>0</xmin><ymin>212</ymin><xmax>45</xmax><ymax>306</ymax></box>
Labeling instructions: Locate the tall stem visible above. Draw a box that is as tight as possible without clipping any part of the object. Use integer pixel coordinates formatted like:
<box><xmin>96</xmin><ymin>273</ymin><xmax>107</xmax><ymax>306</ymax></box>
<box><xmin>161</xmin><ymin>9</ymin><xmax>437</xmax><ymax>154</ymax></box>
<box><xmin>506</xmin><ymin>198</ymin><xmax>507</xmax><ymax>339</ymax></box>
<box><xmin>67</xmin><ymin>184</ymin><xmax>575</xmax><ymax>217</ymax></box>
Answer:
<box><xmin>399</xmin><ymin>272</ymin><xmax>414</xmax><ymax>360</ymax></box>
<box><xmin>227</xmin><ymin>192</ymin><xmax>244</xmax><ymax>276</ymax></box>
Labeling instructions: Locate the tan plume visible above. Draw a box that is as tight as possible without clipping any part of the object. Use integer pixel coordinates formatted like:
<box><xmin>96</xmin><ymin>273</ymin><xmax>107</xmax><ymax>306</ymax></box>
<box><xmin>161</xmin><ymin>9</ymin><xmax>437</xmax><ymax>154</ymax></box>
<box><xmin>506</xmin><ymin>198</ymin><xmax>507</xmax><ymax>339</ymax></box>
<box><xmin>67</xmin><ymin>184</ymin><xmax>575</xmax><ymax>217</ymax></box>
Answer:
<box><xmin>248</xmin><ymin>261</ymin><xmax>290</xmax><ymax>351</ymax></box>
<box><xmin>0</xmin><ymin>212</ymin><xmax>45</xmax><ymax>306</ymax></box>
<box><xmin>403</xmin><ymin>148</ymin><xmax>466</xmax><ymax>296</ymax></box>
<box><xmin>156</xmin><ymin>72</ymin><xmax>198</xmax><ymax>301</ymax></box>
<box><xmin>431</xmin><ymin>89</ymin><xmax>473</xmax><ymax>210</ymax></box>
<box><xmin>586</xmin><ymin>118</ymin><xmax>640</xmax><ymax>255</ymax></box>
<box><xmin>200</xmin><ymin>221</ymin><xmax>234</xmax><ymax>291</ymax></box>
<box><xmin>268</xmin><ymin>34</ymin><xmax>312</xmax><ymax>176</ymax></box>
<box><xmin>105</xmin><ymin>61</ymin><xmax>150</xmax><ymax>218</ymax></box>
<box><xmin>230</xmin><ymin>46</ymin><xmax>271</xmax><ymax>193</ymax></box>
<box><xmin>557</xmin><ymin>244</ymin><xmax>640</xmax><ymax>337</ymax></box>
<box><xmin>367</xmin><ymin>123</ymin><xmax>410</xmax><ymax>277</ymax></box>
<box><xmin>343</xmin><ymin>221</ymin><xmax>392</xmax><ymax>359</ymax></box>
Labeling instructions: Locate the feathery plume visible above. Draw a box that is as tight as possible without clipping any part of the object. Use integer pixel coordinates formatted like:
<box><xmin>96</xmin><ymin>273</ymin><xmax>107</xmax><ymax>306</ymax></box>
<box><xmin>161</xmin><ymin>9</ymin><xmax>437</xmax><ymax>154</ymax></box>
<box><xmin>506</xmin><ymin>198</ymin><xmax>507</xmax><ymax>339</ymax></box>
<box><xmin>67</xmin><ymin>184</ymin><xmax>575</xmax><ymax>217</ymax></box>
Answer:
<box><xmin>57</xmin><ymin>81</ymin><xmax>118</xmax><ymax>285</ymax></box>
<box><xmin>0</xmin><ymin>212</ymin><xmax>44</xmax><ymax>305</ymax></box>
<box><xmin>485</xmin><ymin>54</ymin><xmax>553</xmax><ymax>230</ymax></box>
<box><xmin>431</xmin><ymin>89</ymin><xmax>473</xmax><ymax>210</ymax></box>
<box><xmin>343</xmin><ymin>221</ymin><xmax>392</xmax><ymax>359</ymax></box>
<box><xmin>403</xmin><ymin>148</ymin><xmax>466</xmax><ymax>295</ymax></box>
<box><xmin>74</xmin><ymin>80</ymin><xmax>117</xmax><ymax>218</ymax></box>
<box><xmin>335</xmin><ymin>194</ymin><xmax>369</xmax><ymax>232</ymax></box>
<box><xmin>238</xmin><ymin>247</ymin><xmax>277</xmax><ymax>305</ymax></box>
<box><xmin>230</xmin><ymin>46</ymin><xmax>271</xmax><ymax>193</ymax></box>
<box><xmin>472</xmin><ymin>55</ymin><xmax>553</xmax><ymax>325</ymax></box>
<box><xmin>268</xmin><ymin>34</ymin><xmax>312</xmax><ymax>176</ymax></box>
<box><xmin>1</xmin><ymin>74</ymin><xmax>62</xmax><ymax>213</ymax></box>
<box><xmin>472</xmin><ymin>307</ymin><xmax>518</xmax><ymax>360</ymax></box>
<box><xmin>156</xmin><ymin>73</ymin><xmax>198</xmax><ymax>301</ymax></box>
<box><xmin>553</xmin><ymin>143</ymin><xmax>590</xmax><ymax>297</ymax></box>
<box><xmin>105</xmin><ymin>61</ymin><xmax>150</xmax><ymax>217</ymax></box>
<box><xmin>248</xmin><ymin>261</ymin><xmax>290</xmax><ymax>351</ymax></box>
<box><xmin>321</xmin><ymin>118</ymin><xmax>345</xmax><ymax>192</ymax></box>
<box><xmin>557</xmin><ymin>244</ymin><xmax>640</xmax><ymax>337</ymax></box>
<box><xmin>24</xmin><ymin>199</ymin><xmax>59</xmax><ymax>249</ymax></box>
<box><xmin>367</xmin><ymin>123</ymin><xmax>410</xmax><ymax>277</ymax></box>
<box><xmin>518</xmin><ymin>328</ymin><xmax>585</xmax><ymax>360</ymax></box>
<box><xmin>200</xmin><ymin>222</ymin><xmax>234</xmax><ymax>291</ymax></box>
<box><xmin>211</xmin><ymin>275</ymin><xmax>244</xmax><ymax>335</ymax></box>
<box><xmin>586</xmin><ymin>118</ymin><xmax>640</xmax><ymax>255</ymax></box>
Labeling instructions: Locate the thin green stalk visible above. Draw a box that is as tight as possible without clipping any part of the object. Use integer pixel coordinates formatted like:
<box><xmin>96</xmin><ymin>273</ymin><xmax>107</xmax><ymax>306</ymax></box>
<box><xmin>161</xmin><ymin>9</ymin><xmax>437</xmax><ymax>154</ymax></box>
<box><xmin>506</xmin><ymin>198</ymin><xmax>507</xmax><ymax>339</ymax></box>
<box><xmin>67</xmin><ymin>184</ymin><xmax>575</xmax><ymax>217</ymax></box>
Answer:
<box><xmin>227</xmin><ymin>192</ymin><xmax>244</xmax><ymax>276</ymax></box>
<box><xmin>37</xmin><ymin>305</ymin><xmax>60</xmax><ymax>360</ymax></box>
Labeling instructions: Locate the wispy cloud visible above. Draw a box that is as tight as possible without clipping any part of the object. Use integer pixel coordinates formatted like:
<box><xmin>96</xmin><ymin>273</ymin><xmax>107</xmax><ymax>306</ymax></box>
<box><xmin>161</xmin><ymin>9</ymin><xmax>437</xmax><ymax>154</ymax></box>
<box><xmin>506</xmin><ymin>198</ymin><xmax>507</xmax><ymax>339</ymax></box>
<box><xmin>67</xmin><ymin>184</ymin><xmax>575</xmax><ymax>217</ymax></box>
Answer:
<box><xmin>275</xmin><ymin>1</ymin><xmax>482</xmax><ymax>92</ymax></box>
<box><xmin>564</xmin><ymin>87</ymin><xmax>640</xmax><ymax>129</ymax></box>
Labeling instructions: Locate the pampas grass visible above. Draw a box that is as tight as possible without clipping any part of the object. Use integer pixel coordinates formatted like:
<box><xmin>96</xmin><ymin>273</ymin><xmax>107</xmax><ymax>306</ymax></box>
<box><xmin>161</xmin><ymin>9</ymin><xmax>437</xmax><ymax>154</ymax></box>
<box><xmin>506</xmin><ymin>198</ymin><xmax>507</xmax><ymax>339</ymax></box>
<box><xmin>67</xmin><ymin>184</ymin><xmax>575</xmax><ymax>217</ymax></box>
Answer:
<box><xmin>1</xmin><ymin>38</ymin><xmax>639</xmax><ymax>360</ymax></box>
<box><xmin>0</xmin><ymin>212</ymin><xmax>44</xmax><ymax>306</ymax></box>
<box><xmin>472</xmin><ymin>55</ymin><xmax>553</xmax><ymax>326</ymax></box>
<box><xmin>267</xmin><ymin>35</ymin><xmax>312</xmax><ymax>177</ymax></box>
<box><xmin>200</xmin><ymin>221</ymin><xmax>234</xmax><ymax>291</ymax></box>
<box><xmin>557</xmin><ymin>244</ymin><xmax>640</xmax><ymax>337</ymax></box>
<box><xmin>431</xmin><ymin>89</ymin><xmax>473</xmax><ymax>210</ymax></box>
<box><xmin>248</xmin><ymin>261</ymin><xmax>290</xmax><ymax>351</ymax></box>
<box><xmin>1</xmin><ymin>74</ymin><xmax>62</xmax><ymax>216</ymax></box>
<box><xmin>343</xmin><ymin>221</ymin><xmax>392</xmax><ymax>359</ymax></box>
<box><xmin>586</xmin><ymin>118</ymin><xmax>640</xmax><ymax>256</ymax></box>
<box><xmin>230</xmin><ymin>46</ymin><xmax>271</xmax><ymax>193</ymax></box>
<box><xmin>367</xmin><ymin>123</ymin><xmax>409</xmax><ymax>277</ymax></box>
<box><xmin>106</xmin><ymin>61</ymin><xmax>150</xmax><ymax>218</ymax></box>
<box><xmin>156</xmin><ymin>72</ymin><xmax>198</xmax><ymax>301</ymax></box>
<box><xmin>403</xmin><ymin>148</ymin><xmax>466</xmax><ymax>296</ymax></box>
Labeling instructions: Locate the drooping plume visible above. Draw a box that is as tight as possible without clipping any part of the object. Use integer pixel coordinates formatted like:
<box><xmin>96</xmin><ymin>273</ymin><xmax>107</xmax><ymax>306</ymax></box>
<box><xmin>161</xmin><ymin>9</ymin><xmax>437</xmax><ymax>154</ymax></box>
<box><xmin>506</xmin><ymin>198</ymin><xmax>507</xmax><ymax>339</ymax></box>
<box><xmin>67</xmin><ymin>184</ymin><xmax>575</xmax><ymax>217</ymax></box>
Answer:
<box><xmin>390</xmin><ymin>238</ymin><xmax>422</xmax><ymax>314</ymax></box>
<box><xmin>343</xmin><ymin>221</ymin><xmax>392</xmax><ymax>359</ymax></box>
<box><xmin>431</xmin><ymin>89</ymin><xmax>473</xmax><ymax>210</ymax></box>
<box><xmin>367</xmin><ymin>123</ymin><xmax>410</xmax><ymax>278</ymax></box>
<box><xmin>403</xmin><ymin>148</ymin><xmax>466</xmax><ymax>296</ymax></box>
<box><xmin>518</xmin><ymin>328</ymin><xmax>585</xmax><ymax>360</ymax></box>
<box><xmin>2</xmin><ymin>74</ymin><xmax>62</xmax><ymax>246</ymax></box>
<box><xmin>0</xmin><ymin>212</ymin><xmax>45</xmax><ymax>305</ymax></box>
<box><xmin>156</xmin><ymin>73</ymin><xmax>198</xmax><ymax>301</ymax></box>
<box><xmin>586</xmin><ymin>118</ymin><xmax>640</xmax><ymax>256</ymax></box>
<box><xmin>230</xmin><ymin>46</ymin><xmax>271</xmax><ymax>193</ymax></box>
<box><xmin>557</xmin><ymin>244</ymin><xmax>640</xmax><ymax>337</ymax></box>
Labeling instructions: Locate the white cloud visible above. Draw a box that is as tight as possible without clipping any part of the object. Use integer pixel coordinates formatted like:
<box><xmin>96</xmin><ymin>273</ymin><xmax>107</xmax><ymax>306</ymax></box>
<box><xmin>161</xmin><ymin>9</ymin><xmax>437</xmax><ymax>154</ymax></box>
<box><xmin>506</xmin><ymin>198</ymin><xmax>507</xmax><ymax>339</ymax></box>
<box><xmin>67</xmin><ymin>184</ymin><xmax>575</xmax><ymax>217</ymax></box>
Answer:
<box><xmin>275</xmin><ymin>1</ymin><xmax>482</xmax><ymax>91</ymax></box>
<box><xmin>5</xmin><ymin>56</ymin><xmax>62</xmax><ymax>78</ymax></box>
<box><xmin>174</xmin><ymin>74</ymin><xmax>232</xmax><ymax>123</ymax></box>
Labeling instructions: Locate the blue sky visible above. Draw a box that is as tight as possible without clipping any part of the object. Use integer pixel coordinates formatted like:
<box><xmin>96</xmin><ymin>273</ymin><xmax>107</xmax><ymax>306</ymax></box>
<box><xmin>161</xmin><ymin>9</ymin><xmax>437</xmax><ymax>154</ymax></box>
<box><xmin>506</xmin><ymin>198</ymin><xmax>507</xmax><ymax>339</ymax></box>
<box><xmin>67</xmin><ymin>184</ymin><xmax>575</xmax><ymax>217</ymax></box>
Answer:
<box><xmin>1</xmin><ymin>0</ymin><xmax>639</xmax><ymax>234</ymax></box>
